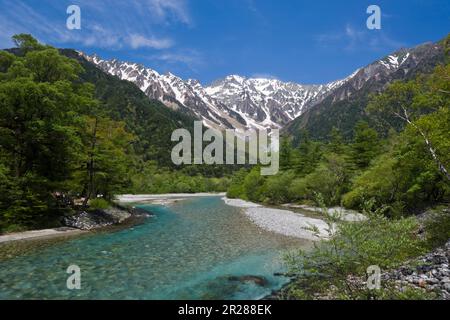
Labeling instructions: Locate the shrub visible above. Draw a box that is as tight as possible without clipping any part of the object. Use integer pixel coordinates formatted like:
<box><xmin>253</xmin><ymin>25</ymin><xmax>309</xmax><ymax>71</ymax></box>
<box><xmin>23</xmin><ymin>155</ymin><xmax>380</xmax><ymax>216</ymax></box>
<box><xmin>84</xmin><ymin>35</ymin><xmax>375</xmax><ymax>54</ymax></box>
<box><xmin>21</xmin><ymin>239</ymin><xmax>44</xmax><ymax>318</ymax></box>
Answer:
<box><xmin>288</xmin><ymin>177</ymin><xmax>307</xmax><ymax>202</ymax></box>
<box><xmin>423</xmin><ymin>206</ymin><xmax>450</xmax><ymax>248</ymax></box>
<box><xmin>226</xmin><ymin>169</ymin><xmax>249</xmax><ymax>199</ymax></box>
<box><xmin>241</xmin><ymin>167</ymin><xmax>266</xmax><ymax>202</ymax></box>
<box><xmin>262</xmin><ymin>172</ymin><xmax>295</xmax><ymax>204</ymax></box>
<box><xmin>89</xmin><ymin>198</ymin><xmax>110</xmax><ymax>210</ymax></box>
<box><xmin>284</xmin><ymin>198</ymin><xmax>426</xmax><ymax>299</ymax></box>
<box><xmin>288</xmin><ymin>153</ymin><xmax>351</xmax><ymax>206</ymax></box>
<box><xmin>342</xmin><ymin>155</ymin><xmax>399</xmax><ymax>210</ymax></box>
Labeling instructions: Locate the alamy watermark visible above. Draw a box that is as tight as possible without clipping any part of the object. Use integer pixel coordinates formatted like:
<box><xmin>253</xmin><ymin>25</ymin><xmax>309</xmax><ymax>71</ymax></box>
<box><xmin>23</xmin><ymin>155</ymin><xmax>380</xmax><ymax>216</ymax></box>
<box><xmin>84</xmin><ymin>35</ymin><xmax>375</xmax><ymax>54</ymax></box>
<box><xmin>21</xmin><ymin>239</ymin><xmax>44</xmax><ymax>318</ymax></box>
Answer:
<box><xmin>367</xmin><ymin>5</ymin><xmax>381</xmax><ymax>30</ymax></box>
<box><xmin>367</xmin><ymin>265</ymin><xmax>381</xmax><ymax>290</ymax></box>
<box><xmin>171</xmin><ymin>122</ymin><xmax>279</xmax><ymax>175</ymax></box>
<box><xmin>66</xmin><ymin>264</ymin><xmax>81</xmax><ymax>290</ymax></box>
<box><xmin>66</xmin><ymin>5</ymin><xmax>81</xmax><ymax>30</ymax></box>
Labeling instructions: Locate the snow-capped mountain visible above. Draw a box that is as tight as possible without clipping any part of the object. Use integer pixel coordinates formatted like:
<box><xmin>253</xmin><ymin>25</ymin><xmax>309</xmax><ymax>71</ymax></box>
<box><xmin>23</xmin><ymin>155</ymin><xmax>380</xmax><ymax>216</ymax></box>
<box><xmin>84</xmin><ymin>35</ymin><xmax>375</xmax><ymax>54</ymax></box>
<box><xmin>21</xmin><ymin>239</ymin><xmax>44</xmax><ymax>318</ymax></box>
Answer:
<box><xmin>204</xmin><ymin>75</ymin><xmax>355</xmax><ymax>128</ymax></box>
<box><xmin>79</xmin><ymin>41</ymin><xmax>439</xmax><ymax>132</ymax></box>
<box><xmin>80</xmin><ymin>52</ymin><xmax>356</xmax><ymax>131</ymax></box>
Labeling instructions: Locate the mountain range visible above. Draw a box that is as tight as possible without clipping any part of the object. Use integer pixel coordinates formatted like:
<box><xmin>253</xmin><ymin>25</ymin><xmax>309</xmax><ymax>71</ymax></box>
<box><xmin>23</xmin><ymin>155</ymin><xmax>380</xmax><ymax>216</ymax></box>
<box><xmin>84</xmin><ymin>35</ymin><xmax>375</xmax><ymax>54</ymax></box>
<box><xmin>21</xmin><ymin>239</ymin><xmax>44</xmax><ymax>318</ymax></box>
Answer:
<box><xmin>80</xmin><ymin>52</ymin><xmax>357</xmax><ymax>131</ymax></box>
<box><xmin>79</xmin><ymin>38</ymin><xmax>446</xmax><ymax>138</ymax></box>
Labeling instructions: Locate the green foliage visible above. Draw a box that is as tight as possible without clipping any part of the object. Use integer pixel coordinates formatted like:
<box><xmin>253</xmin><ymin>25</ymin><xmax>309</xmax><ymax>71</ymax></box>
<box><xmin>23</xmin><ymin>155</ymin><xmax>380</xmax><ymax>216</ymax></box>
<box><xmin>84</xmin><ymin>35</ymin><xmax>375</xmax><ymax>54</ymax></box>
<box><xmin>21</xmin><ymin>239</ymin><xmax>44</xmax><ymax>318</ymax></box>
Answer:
<box><xmin>131</xmin><ymin>162</ymin><xmax>231</xmax><ymax>194</ymax></box>
<box><xmin>368</xmin><ymin>62</ymin><xmax>450</xmax><ymax>182</ymax></box>
<box><xmin>328</xmin><ymin>127</ymin><xmax>346</xmax><ymax>154</ymax></box>
<box><xmin>12</xmin><ymin>34</ymin><xmax>45</xmax><ymax>53</ymax></box>
<box><xmin>0</xmin><ymin>36</ymin><xmax>94</xmax><ymax>231</ymax></box>
<box><xmin>226</xmin><ymin>168</ymin><xmax>249</xmax><ymax>199</ymax></box>
<box><xmin>230</xmin><ymin>146</ymin><xmax>353</xmax><ymax>206</ymax></box>
<box><xmin>88</xmin><ymin>198</ymin><xmax>110</xmax><ymax>210</ymax></box>
<box><xmin>241</xmin><ymin>167</ymin><xmax>266</xmax><ymax>201</ymax></box>
<box><xmin>0</xmin><ymin>35</ymin><xmax>142</xmax><ymax>231</ymax></box>
<box><xmin>75</xmin><ymin>116</ymin><xmax>135</xmax><ymax>203</ymax></box>
<box><xmin>262</xmin><ymin>172</ymin><xmax>295</xmax><ymax>204</ymax></box>
<box><xmin>423</xmin><ymin>207</ymin><xmax>450</xmax><ymax>248</ymax></box>
<box><xmin>0</xmin><ymin>51</ymin><xmax>15</xmax><ymax>73</ymax></box>
<box><xmin>412</xmin><ymin>106</ymin><xmax>450</xmax><ymax>177</ymax></box>
<box><xmin>0</xmin><ymin>170</ymin><xmax>65</xmax><ymax>231</ymax></box>
<box><xmin>342</xmin><ymin>62</ymin><xmax>450</xmax><ymax>215</ymax></box>
<box><xmin>351</xmin><ymin>120</ymin><xmax>380</xmax><ymax>169</ymax></box>
<box><xmin>284</xmin><ymin>199</ymin><xmax>426</xmax><ymax>300</ymax></box>
<box><xmin>314</xmin><ymin>154</ymin><xmax>350</xmax><ymax>205</ymax></box>
<box><xmin>342</xmin><ymin>127</ymin><xmax>448</xmax><ymax>216</ymax></box>
<box><xmin>292</xmin><ymin>132</ymin><xmax>323</xmax><ymax>174</ymax></box>
<box><xmin>342</xmin><ymin>154</ymin><xmax>398</xmax><ymax>211</ymax></box>
<box><xmin>25</xmin><ymin>48</ymin><xmax>82</xmax><ymax>83</ymax></box>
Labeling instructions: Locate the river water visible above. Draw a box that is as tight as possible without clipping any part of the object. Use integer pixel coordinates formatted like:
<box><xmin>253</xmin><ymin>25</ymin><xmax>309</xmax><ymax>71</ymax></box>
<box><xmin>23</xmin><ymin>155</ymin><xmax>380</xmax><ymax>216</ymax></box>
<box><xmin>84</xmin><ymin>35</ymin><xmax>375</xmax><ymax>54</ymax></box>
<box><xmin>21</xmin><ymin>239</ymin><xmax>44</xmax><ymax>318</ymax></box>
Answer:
<box><xmin>0</xmin><ymin>196</ymin><xmax>311</xmax><ymax>299</ymax></box>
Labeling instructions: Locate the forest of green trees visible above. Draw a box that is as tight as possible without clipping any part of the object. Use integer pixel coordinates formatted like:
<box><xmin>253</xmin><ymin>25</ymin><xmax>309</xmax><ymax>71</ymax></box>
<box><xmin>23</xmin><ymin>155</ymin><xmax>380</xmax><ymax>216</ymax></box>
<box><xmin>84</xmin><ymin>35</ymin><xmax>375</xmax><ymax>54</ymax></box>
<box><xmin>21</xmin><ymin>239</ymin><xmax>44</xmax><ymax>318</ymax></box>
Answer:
<box><xmin>0</xmin><ymin>35</ymin><xmax>133</xmax><ymax>231</ymax></box>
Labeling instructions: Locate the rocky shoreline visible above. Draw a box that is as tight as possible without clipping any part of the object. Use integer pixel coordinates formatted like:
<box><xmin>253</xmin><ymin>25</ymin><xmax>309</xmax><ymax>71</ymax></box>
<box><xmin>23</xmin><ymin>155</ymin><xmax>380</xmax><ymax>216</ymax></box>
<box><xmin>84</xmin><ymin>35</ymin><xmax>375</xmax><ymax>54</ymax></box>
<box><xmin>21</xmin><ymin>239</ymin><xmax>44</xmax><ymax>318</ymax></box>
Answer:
<box><xmin>63</xmin><ymin>206</ymin><xmax>151</xmax><ymax>231</ymax></box>
<box><xmin>0</xmin><ymin>205</ymin><xmax>153</xmax><ymax>244</ymax></box>
<box><xmin>381</xmin><ymin>240</ymin><xmax>450</xmax><ymax>299</ymax></box>
<box><xmin>63</xmin><ymin>205</ymin><xmax>152</xmax><ymax>230</ymax></box>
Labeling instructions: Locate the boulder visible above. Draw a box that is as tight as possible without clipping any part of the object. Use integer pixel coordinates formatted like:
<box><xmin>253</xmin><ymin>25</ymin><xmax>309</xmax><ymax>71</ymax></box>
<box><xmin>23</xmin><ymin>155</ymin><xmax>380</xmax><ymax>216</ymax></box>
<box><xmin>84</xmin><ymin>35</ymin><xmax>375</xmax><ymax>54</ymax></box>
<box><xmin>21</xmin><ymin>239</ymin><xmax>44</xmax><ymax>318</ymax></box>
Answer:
<box><xmin>227</xmin><ymin>275</ymin><xmax>269</xmax><ymax>287</ymax></box>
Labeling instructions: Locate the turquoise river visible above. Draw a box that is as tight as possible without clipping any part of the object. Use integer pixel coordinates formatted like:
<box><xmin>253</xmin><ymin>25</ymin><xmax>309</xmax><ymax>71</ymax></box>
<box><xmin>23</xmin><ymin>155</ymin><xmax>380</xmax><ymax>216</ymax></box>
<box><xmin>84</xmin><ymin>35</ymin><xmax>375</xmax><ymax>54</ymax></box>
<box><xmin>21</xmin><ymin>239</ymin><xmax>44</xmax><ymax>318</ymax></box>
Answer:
<box><xmin>0</xmin><ymin>196</ymin><xmax>312</xmax><ymax>299</ymax></box>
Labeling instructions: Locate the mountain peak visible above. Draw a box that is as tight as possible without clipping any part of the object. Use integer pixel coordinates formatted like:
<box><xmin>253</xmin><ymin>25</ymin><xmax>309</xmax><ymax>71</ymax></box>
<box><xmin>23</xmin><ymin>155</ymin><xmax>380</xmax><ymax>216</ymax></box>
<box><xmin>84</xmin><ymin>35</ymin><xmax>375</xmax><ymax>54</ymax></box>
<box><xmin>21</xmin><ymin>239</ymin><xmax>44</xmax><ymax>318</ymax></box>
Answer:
<box><xmin>80</xmin><ymin>39</ymin><xmax>442</xmax><ymax>133</ymax></box>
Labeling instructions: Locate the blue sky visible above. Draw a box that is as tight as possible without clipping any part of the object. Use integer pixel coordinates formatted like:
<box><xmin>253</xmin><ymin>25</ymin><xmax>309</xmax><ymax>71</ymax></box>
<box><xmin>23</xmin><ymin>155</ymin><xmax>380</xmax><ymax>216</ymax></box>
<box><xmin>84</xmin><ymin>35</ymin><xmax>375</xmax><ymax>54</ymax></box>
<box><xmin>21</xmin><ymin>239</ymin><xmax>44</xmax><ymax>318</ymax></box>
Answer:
<box><xmin>0</xmin><ymin>0</ymin><xmax>449</xmax><ymax>85</ymax></box>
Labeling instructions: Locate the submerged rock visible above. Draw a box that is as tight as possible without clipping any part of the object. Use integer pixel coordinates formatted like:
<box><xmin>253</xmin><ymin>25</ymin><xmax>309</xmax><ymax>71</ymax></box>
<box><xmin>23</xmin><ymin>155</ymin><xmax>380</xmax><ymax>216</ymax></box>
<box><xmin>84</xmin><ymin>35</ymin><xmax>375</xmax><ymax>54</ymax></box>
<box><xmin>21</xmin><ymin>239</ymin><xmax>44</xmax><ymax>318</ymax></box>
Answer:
<box><xmin>227</xmin><ymin>275</ymin><xmax>269</xmax><ymax>287</ymax></box>
<box><xmin>129</xmin><ymin>206</ymin><xmax>154</xmax><ymax>217</ymax></box>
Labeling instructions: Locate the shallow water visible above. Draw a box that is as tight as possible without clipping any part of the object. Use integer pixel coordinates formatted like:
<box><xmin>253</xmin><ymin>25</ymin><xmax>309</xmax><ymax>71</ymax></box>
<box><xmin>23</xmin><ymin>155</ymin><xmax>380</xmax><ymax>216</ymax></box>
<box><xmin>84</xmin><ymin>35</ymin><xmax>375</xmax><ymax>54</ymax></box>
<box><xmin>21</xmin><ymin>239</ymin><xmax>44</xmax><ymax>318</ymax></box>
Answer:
<box><xmin>0</xmin><ymin>196</ymin><xmax>311</xmax><ymax>299</ymax></box>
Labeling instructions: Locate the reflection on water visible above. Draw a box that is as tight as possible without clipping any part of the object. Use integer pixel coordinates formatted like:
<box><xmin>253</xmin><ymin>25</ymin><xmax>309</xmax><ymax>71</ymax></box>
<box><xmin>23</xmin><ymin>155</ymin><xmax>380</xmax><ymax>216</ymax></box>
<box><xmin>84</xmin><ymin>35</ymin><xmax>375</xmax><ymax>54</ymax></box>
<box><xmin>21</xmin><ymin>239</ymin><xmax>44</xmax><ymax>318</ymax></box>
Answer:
<box><xmin>0</xmin><ymin>196</ymin><xmax>312</xmax><ymax>299</ymax></box>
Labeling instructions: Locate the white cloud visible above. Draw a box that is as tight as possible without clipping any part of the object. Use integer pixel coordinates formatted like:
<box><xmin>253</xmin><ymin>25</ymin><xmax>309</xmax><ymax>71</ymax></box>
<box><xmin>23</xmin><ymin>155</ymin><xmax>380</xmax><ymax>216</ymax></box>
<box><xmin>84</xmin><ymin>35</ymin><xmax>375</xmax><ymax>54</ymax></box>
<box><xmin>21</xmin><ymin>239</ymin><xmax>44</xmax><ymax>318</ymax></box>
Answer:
<box><xmin>251</xmin><ymin>73</ymin><xmax>279</xmax><ymax>80</ymax></box>
<box><xmin>79</xmin><ymin>0</ymin><xmax>191</xmax><ymax>26</ymax></box>
<box><xmin>145</xmin><ymin>0</ymin><xmax>191</xmax><ymax>25</ymax></box>
<box><xmin>156</xmin><ymin>53</ymin><xmax>195</xmax><ymax>64</ymax></box>
<box><xmin>0</xmin><ymin>0</ymin><xmax>189</xmax><ymax>50</ymax></box>
<box><xmin>149</xmin><ymin>49</ymin><xmax>203</xmax><ymax>72</ymax></box>
<box><xmin>316</xmin><ymin>24</ymin><xmax>405</xmax><ymax>52</ymax></box>
<box><xmin>129</xmin><ymin>34</ymin><xmax>174</xmax><ymax>49</ymax></box>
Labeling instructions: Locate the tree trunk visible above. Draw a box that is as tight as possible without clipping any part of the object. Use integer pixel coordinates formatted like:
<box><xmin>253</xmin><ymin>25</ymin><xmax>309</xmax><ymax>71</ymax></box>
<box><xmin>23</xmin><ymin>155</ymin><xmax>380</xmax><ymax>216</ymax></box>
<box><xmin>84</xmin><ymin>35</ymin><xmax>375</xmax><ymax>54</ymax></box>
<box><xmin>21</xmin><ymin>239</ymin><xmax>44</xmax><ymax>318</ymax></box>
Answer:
<box><xmin>415</xmin><ymin>126</ymin><xmax>450</xmax><ymax>181</ymax></box>
<box><xmin>82</xmin><ymin>117</ymin><xmax>98</xmax><ymax>208</ymax></box>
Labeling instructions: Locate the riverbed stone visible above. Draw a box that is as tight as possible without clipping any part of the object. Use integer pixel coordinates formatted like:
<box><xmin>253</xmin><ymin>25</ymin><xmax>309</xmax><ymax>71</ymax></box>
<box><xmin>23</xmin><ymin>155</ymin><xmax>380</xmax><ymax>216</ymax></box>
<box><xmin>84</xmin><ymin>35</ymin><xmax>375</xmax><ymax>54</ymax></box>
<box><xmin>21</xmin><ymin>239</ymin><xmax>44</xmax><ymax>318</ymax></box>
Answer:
<box><xmin>380</xmin><ymin>239</ymin><xmax>450</xmax><ymax>299</ymax></box>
